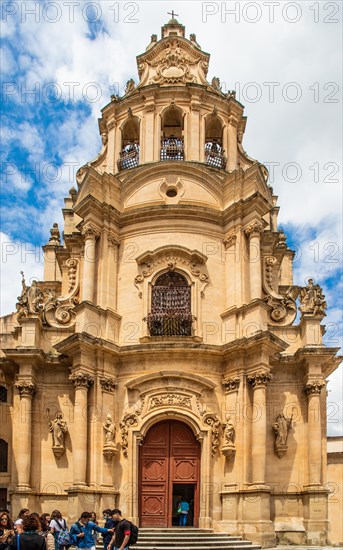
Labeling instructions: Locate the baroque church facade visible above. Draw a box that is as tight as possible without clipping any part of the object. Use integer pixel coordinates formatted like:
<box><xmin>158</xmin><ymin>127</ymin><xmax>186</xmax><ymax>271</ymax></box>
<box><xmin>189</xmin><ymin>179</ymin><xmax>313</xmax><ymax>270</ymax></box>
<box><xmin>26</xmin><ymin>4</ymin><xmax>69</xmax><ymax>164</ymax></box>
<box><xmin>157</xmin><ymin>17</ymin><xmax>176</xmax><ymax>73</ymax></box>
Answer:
<box><xmin>0</xmin><ymin>18</ymin><xmax>341</xmax><ymax>548</ymax></box>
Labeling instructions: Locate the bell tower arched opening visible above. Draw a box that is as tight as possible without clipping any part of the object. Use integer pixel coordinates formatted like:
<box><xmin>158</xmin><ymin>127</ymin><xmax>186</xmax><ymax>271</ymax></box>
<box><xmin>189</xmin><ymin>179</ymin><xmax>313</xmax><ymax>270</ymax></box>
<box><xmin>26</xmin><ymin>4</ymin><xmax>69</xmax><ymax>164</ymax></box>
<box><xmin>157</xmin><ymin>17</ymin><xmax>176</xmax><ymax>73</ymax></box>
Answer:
<box><xmin>160</xmin><ymin>106</ymin><xmax>184</xmax><ymax>161</ymax></box>
<box><xmin>205</xmin><ymin>113</ymin><xmax>226</xmax><ymax>169</ymax></box>
<box><xmin>117</xmin><ymin>114</ymin><xmax>140</xmax><ymax>171</ymax></box>
<box><xmin>139</xmin><ymin>420</ymin><xmax>200</xmax><ymax>527</ymax></box>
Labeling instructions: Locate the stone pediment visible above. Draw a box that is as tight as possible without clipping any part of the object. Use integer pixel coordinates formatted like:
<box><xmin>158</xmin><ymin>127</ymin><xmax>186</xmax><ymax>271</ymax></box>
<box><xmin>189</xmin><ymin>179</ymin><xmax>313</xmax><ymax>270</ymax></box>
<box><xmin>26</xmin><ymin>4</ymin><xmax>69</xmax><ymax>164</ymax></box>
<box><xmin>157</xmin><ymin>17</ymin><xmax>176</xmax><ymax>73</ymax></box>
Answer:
<box><xmin>136</xmin><ymin>37</ymin><xmax>210</xmax><ymax>87</ymax></box>
<box><xmin>125</xmin><ymin>370</ymin><xmax>216</xmax><ymax>395</ymax></box>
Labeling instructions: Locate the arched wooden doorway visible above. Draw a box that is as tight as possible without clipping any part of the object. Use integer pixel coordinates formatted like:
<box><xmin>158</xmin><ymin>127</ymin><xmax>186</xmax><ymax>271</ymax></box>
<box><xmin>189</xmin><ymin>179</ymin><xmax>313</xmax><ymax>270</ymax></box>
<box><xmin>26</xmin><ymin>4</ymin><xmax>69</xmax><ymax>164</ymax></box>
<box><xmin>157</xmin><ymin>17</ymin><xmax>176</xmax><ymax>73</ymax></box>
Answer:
<box><xmin>139</xmin><ymin>420</ymin><xmax>200</xmax><ymax>527</ymax></box>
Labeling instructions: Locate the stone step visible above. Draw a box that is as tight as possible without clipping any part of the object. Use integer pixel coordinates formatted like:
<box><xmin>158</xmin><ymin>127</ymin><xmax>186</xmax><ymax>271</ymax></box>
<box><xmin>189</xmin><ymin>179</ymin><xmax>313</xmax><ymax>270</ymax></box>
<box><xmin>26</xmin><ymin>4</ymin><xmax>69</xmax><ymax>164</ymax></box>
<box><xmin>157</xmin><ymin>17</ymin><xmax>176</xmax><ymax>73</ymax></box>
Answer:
<box><xmin>134</xmin><ymin>546</ymin><xmax>261</xmax><ymax>550</ymax></box>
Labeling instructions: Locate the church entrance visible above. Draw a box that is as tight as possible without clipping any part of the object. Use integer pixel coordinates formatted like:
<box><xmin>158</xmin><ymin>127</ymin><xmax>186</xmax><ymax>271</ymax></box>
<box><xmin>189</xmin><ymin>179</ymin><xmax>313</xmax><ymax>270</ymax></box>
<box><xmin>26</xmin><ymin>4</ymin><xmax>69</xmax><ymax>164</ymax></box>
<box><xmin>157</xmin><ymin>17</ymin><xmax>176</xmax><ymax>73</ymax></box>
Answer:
<box><xmin>139</xmin><ymin>420</ymin><xmax>200</xmax><ymax>527</ymax></box>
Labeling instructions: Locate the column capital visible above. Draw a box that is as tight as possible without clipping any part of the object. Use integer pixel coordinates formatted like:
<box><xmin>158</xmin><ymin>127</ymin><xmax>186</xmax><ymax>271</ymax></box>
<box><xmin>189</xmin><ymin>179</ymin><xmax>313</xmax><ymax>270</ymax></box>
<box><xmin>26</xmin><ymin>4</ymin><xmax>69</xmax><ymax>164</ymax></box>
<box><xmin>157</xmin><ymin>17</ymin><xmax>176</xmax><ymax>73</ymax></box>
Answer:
<box><xmin>15</xmin><ymin>380</ymin><xmax>36</xmax><ymax>398</ymax></box>
<box><xmin>69</xmin><ymin>371</ymin><xmax>94</xmax><ymax>389</ymax></box>
<box><xmin>223</xmin><ymin>376</ymin><xmax>240</xmax><ymax>392</ymax></box>
<box><xmin>245</xmin><ymin>221</ymin><xmax>263</xmax><ymax>238</ymax></box>
<box><xmin>304</xmin><ymin>379</ymin><xmax>326</xmax><ymax>396</ymax></box>
<box><xmin>107</xmin><ymin>235</ymin><xmax>120</xmax><ymax>248</ymax></box>
<box><xmin>81</xmin><ymin>223</ymin><xmax>100</xmax><ymax>241</ymax></box>
<box><xmin>247</xmin><ymin>369</ymin><xmax>272</xmax><ymax>389</ymax></box>
<box><xmin>99</xmin><ymin>376</ymin><xmax>117</xmax><ymax>393</ymax></box>
<box><xmin>223</xmin><ymin>233</ymin><xmax>237</xmax><ymax>249</ymax></box>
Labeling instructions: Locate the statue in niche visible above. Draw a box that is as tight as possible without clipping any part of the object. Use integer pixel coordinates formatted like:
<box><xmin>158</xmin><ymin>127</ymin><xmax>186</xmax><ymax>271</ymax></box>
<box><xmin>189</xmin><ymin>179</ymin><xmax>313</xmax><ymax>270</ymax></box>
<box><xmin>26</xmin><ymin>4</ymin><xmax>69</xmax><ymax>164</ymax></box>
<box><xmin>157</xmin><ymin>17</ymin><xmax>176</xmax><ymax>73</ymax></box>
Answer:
<box><xmin>103</xmin><ymin>413</ymin><xmax>117</xmax><ymax>460</ymax></box>
<box><xmin>272</xmin><ymin>411</ymin><xmax>293</xmax><ymax>458</ymax></box>
<box><xmin>223</xmin><ymin>417</ymin><xmax>235</xmax><ymax>445</ymax></box>
<box><xmin>103</xmin><ymin>413</ymin><xmax>116</xmax><ymax>444</ymax></box>
<box><xmin>221</xmin><ymin>416</ymin><xmax>236</xmax><ymax>459</ymax></box>
<box><xmin>47</xmin><ymin>410</ymin><xmax>68</xmax><ymax>458</ymax></box>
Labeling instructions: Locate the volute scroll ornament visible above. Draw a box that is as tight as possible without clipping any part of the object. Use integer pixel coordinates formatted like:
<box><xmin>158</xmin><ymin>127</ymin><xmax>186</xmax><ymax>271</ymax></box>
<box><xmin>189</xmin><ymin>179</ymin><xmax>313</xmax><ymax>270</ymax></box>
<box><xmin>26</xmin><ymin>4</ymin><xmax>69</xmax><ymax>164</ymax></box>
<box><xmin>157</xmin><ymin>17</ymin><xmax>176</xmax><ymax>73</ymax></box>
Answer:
<box><xmin>262</xmin><ymin>256</ymin><xmax>298</xmax><ymax>325</ymax></box>
<box><xmin>43</xmin><ymin>258</ymin><xmax>80</xmax><ymax>328</ymax></box>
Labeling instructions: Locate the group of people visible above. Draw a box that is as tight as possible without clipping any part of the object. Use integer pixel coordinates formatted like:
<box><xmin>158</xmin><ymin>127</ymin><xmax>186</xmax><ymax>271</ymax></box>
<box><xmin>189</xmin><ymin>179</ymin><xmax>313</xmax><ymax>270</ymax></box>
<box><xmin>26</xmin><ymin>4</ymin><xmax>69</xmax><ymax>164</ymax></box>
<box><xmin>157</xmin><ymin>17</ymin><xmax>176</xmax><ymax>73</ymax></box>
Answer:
<box><xmin>0</xmin><ymin>508</ymin><xmax>132</xmax><ymax>550</ymax></box>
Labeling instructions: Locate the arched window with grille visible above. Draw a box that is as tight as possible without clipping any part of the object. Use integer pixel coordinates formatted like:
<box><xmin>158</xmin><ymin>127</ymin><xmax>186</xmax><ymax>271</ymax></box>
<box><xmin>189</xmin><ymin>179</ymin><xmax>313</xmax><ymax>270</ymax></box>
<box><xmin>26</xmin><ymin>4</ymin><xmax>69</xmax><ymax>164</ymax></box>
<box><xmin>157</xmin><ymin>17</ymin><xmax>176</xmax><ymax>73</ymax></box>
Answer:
<box><xmin>0</xmin><ymin>440</ymin><xmax>8</xmax><ymax>472</ymax></box>
<box><xmin>160</xmin><ymin>106</ymin><xmax>184</xmax><ymax>161</ymax></box>
<box><xmin>145</xmin><ymin>271</ymin><xmax>195</xmax><ymax>336</ymax></box>
<box><xmin>0</xmin><ymin>386</ymin><xmax>7</xmax><ymax>403</ymax></box>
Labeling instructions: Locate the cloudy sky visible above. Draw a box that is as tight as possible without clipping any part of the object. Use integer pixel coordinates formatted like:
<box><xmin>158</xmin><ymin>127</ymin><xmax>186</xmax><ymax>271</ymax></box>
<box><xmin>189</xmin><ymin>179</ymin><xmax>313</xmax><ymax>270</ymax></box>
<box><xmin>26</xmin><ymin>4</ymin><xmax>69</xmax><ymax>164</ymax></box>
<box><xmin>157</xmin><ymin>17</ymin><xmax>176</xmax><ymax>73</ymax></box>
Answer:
<box><xmin>1</xmin><ymin>0</ymin><xmax>342</xmax><ymax>433</ymax></box>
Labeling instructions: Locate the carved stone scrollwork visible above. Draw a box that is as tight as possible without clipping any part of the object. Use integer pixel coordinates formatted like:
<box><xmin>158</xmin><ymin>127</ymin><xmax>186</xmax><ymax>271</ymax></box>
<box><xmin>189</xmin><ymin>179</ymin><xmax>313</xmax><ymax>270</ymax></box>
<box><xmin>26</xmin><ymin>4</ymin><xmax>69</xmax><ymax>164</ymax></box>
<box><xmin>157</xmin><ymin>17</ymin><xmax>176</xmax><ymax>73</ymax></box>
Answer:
<box><xmin>221</xmin><ymin>417</ymin><xmax>236</xmax><ymax>459</ymax></box>
<box><xmin>43</xmin><ymin>258</ymin><xmax>80</xmax><ymax>328</ymax></box>
<box><xmin>304</xmin><ymin>380</ymin><xmax>326</xmax><ymax>396</ymax></box>
<box><xmin>100</xmin><ymin>377</ymin><xmax>117</xmax><ymax>393</ymax></box>
<box><xmin>223</xmin><ymin>376</ymin><xmax>240</xmax><ymax>393</ymax></box>
<box><xmin>69</xmin><ymin>372</ymin><xmax>94</xmax><ymax>389</ymax></box>
<box><xmin>120</xmin><ymin>412</ymin><xmax>139</xmax><ymax>457</ymax></box>
<box><xmin>149</xmin><ymin>393</ymin><xmax>192</xmax><ymax>410</ymax></box>
<box><xmin>300</xmin><ymin>278</ymin><xmax>327</xmax><ymax>317</ymax></box>
<box><xmin>15</xmin><ymin>380</ymin><xmax>36</xmax><ymax>398</ymax></box>
<box><xmin>202</xmin><ymin>412</ymin><xmax>221</xmax><ymax>456</ymax></box>
<box><xmin>262</xmin><ymin>256</ymin><xmax>297</xmax><ymax>325</ymax></box>
<box><xmin>247</xmin><ymin>370</ymin><xmax>272</xmax><ymax>389</ymax></box>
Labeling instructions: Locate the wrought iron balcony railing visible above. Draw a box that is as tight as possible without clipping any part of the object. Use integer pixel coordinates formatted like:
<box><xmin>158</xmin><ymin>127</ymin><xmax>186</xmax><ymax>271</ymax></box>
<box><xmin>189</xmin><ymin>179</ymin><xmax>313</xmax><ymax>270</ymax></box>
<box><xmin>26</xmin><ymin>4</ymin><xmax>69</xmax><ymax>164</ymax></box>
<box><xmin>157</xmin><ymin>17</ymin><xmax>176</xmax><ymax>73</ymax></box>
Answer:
<box><xmin>117</xmin><ymin>145</ymin><xmax>139</xmax><ymax>171</ymax></box>
<box><xmin>144</xmin><ymin>311</ymin><xmax>195</xmax><ymax>337</ymax></box>
<box><xmin>205</xmin><ymin>142</ymin><xmax>227</xmax><ymax>170</ymax></box>
<box><xmin>160</xmin><ymin>139</ymin><xmax>184</xmax><ymax>161</ymax></box>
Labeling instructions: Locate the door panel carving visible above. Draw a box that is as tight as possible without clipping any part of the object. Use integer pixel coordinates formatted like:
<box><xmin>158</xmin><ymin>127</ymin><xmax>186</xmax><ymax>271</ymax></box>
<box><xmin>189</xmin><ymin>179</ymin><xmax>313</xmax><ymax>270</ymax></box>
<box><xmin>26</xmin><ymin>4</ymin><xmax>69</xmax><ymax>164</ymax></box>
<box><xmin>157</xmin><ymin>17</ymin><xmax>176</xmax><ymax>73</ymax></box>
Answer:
<box><xmin>139</xmin><ymin>420</ymin><xmax>200</xmax><ymax>527</ymax></box>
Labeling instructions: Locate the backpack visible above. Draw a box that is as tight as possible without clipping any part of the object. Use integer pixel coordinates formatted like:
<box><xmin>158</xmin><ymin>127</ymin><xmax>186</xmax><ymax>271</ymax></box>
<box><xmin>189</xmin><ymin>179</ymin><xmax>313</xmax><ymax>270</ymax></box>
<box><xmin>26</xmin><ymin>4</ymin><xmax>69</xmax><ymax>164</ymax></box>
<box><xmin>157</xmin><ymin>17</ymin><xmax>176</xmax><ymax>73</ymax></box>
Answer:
<box><xmin>55</xmin><ymin>519</ymin><xmax>72</xmax><ymax>547</ymax></box>
<box><xmin>128</xmin><ymin>522</ymin><xmax>139</xmax><ymax>546</ymax></box>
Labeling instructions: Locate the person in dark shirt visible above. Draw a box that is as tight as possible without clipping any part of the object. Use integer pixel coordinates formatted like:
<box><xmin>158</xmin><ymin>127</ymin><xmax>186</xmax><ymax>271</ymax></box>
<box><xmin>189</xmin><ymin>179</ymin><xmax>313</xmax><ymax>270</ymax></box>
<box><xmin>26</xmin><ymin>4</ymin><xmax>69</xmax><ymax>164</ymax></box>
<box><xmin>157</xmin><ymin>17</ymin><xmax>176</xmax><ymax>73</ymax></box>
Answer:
<box><xmin>11</xmin><ymin>515</ymin><xmax>46</xmax><ymax>550</ymax></box>
<box><xmin>102</xmin><ymin>511</ymin><xmax>117</xmax><ymax>550</ymax></box>
<box><xmin>107</xmin><ymin>510</ymin><xmax>131</xmax><ymax>550</ymax></box>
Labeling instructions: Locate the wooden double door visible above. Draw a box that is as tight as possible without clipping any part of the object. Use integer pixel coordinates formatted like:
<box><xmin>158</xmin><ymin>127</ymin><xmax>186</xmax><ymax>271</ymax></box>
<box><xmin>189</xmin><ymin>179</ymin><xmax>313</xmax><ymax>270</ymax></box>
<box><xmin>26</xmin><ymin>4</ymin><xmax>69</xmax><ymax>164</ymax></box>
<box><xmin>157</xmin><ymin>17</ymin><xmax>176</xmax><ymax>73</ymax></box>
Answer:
<box><xmin>139</xmin><ymin>420</ymin><xmax>200</xmax><ymax>527</ymax></box>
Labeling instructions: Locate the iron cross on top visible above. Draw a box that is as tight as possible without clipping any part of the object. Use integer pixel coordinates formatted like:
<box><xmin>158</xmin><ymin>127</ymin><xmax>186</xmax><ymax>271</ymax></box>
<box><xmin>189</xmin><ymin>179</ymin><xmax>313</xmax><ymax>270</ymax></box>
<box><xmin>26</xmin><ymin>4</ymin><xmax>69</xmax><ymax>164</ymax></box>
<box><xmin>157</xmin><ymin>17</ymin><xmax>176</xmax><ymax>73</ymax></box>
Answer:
<box><xmin>168</xmin><ymin>10</ymin><xmax>179</xmax><ymax>18</ymax></box>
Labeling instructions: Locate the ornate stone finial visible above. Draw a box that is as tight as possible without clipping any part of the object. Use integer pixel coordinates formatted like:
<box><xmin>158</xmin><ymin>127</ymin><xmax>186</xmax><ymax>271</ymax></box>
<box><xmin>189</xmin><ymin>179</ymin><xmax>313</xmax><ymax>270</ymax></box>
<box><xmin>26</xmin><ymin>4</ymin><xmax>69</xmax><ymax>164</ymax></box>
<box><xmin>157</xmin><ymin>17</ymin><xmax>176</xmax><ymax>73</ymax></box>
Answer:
<box><xmin>299</xmin><ymin>278</ymin><xmax>327</xmax><ymax>317</ymax></box>
<box><xmin>221</xmin><ymin>416</ymin><xmax>236</xmax><ymax>459</ymax></box>
<box><xmin>103</xmin><ymin>413</ymin><xmax>117</xmax><ymax>459</ymax></box>
<box><xmin>247</xmin><ymin>370</ymin><xmax>272</xmax><ymax>389</ymax></box>
<box><xmin>211</xmin><ymin>77</ymin><xmax>222</xmax><ymax>92</ymax></box>
<box><xmin>69</xmin><ymin>372</ymin><xmax>94</xmax><ymax>389</ymax></box>
<box><xmin>47</xmin><ymin>409</ymin><xmax>68</xmax><ymax>459</ymax></box>
<box><xmin>304</xmin><ymin>380</ymin><xmax>326</xmax><ymax>396</ymax></box>
<box><xmin>245</xmin><ymin>221</ymin><xmax>263</xmax><ymax>238</ymax></box>
<box><xmin>124</xmin><ymin>79</ymin><xmax>135</xmax><ymax>95</ymax></box>
<box><xmin>190</xmin><ymin>33</ymin><xmax>196</xmax><ymax>41</ymax></box>
<box><xmin>99</xmin><ymin>377</ymin><xmax>117</xmax><ymax>393</ymax></box>
<box><xmin>47</xmin><ymin>223</ymin><xmax>60</xmax><ymax>245</ymax></box>
<box><xmin>276</xmin><ymin>231</ymin><xmax>287</xmax><ymax>249</ymax></box>
<box><xmin>151</xmin><ymin>34</ymin><xmax>157</xmax><ymax>42</ymax></box>
<box><xmin>272</xmin><ymin>411</ymin><xmax>293</xmax><ymax>458</ymax></box>
<box><xmin>223</xmin><ymin>376</ymin><xmax>240</xmax><ymax>393</ymax></box>
<box><xmin>15</xmin><ymin>380</ymin><xmax>36</xmax><ymax>398</ymax></box>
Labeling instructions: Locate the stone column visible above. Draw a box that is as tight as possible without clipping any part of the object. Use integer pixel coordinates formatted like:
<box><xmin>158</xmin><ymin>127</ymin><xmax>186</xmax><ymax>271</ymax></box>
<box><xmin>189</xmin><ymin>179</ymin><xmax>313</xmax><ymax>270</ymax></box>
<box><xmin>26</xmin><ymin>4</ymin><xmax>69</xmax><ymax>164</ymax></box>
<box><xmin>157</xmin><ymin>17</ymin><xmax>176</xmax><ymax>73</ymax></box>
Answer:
<box><xmin>81</xmin><ymin>224</ymin><xmax>100</xmax><ymax>302</ymax></box>
<box><xmin>245</xmin><ymin>221</ymin><xmax>263</xmax><ymax>301</ymax></box>
<box><xmin>69</xmin><ymin>372</ymin><xmax>94</xmax><ymax>487</ymax></box>
<box><xmin>14</xmin><ymin>381</ymin><xmax>36</xmax><ymax>489</ymax></box>
<box><xmin>223</xmin><ymin>234</ymin><xmax>237</xmax><ymax>310</ymax></box>
<box><xmin>248</xmin><ymin>370</ymin><xmax>272</xmax><ymax>485</ymax></box>
<box><xmin>144</xmin><ymin>101</ymin><xmax>155</xmax><ymax>162</ymax></box>
<box><xmin>227</xmin><ymin>115</ymin><xmax>238</xmax><ymax>171</ymax></box>
<box><xmin>107</xmin><ymin>236</ymin><xmax>119</xmax><ymax>310</ymax></box>
<box><xmin>189</xmin><ymin>99</ymin><xmax>201</xmax><ymax>161</ymax></box>
<box><xmin>304</xmin><ymin>379</ymin><xmax>325</xmax><ymax>487</ymax></box>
